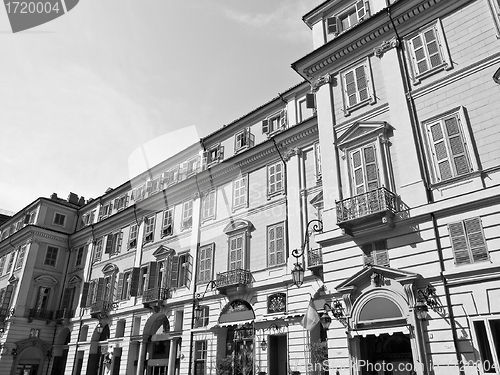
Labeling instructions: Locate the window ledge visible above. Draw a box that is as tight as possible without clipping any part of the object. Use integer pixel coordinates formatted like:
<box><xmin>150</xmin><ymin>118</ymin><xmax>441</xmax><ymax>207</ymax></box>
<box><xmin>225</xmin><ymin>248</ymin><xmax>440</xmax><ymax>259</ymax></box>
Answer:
<box><xmin>412</xmin><ymin>62</ymin><xmax>451</xmax><ymax>85</ymax></box>
<box><xmin>267</xmin><ymin>190</ymin><xmax>284</xmax><ymax>200</ymax></box>
<box><xmin>344</xmin><ymin>98</ymin><xmax>375</xmax><ymax>117</ymax></box>
<box><xmin>444</xmin><ymin>261</ymin><xmax>500</xmax><ymax>285</ymax></box>
<box><xmin>430</xmin><ymin>170</ymin><xmax>482</xmax><ymax>190</ymax></box>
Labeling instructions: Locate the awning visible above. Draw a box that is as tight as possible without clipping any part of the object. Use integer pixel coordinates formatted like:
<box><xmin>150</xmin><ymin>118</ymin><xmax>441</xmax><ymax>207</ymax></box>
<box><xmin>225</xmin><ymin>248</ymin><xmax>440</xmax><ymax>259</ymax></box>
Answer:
<box><xmin>348</xmin><ymin>325</ymin><xmax>410</xmax><ymax>338</ymax></box>
<box><xmin>215</xmin><ymin>319</ymin><xmax>254</xmax><ymax>328</ymax></box>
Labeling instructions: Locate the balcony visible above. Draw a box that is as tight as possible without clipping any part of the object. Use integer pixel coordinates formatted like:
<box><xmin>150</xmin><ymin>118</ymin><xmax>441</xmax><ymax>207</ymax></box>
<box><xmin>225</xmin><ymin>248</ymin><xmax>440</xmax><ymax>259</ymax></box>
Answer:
<box><xmin>27</xmin><ymin>308</ymin><xmax>54</xmax><ymax>322</ymax></box>
<box><xmin>90</xmin><ymin>301</ymin><xmax>116</xmax><ymax>320</ymax></box>
<box><xmin>336</xmin><ymin>187</ymin><xmax>398</xmax><ymax>235</ymax></box>
<box><xmin>216</xmin><ymin>269</ymin><xmax>252</xmax><ymax>293</ymax></box>
<box><xmin>308</xmin><ymin>248</ymin><xmax>323</xmax><ymax>268</ymax></box>
<box><xmin>54</xmin><ymin>308</ymin><xmax>75</xmax><ymax>320</ymax></box>
<box><xmin>142</xmin><ymin>287</ymin><xmax>171</xmax><ymax>309</ymax></box>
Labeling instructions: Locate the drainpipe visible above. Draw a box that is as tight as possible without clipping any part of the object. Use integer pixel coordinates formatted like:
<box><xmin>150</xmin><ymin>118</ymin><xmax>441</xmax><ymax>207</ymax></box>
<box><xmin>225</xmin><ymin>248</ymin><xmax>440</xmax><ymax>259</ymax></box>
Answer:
<box><xmin>386</xmin><ymin>5</ymin><xmax>464</xmax><ymax>373</ymax></box>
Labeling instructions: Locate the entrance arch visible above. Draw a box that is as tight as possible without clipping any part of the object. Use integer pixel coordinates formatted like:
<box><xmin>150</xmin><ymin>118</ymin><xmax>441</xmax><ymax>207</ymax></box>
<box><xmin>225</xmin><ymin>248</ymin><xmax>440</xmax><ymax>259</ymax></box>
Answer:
<box><xmin>11</xmin><ymin>338</ymin><xmax>49</xmax><ymax>375</ymax></box>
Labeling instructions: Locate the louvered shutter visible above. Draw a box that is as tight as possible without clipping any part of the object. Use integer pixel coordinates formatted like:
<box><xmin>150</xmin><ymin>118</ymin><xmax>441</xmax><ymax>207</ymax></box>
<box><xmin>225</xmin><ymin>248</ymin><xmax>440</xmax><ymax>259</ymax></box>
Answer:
<box><xmin>424</xmin><ymin>27</ymin><xmax>442</xmax><ymax>69</ymax></box>
<box><xmin>356</xmin><ymin>65</ymin><xmax>368</xmax><ymax>102</ymax></box>
<box><xmin>116</xmin><ymin>232</ymin><xmax>123</xmax><ymax>253</ymax></box>
<box><xmin>148</xmin><ymin>262</ymin><xmax>158</xmax><ymax>290</ymax></box>
<box><xmin>262</xmin><ymin>119</ymin><xmax>269</xmax><ymax>134</ymax></box>
<box><xmin>202</xmin><ymin>151</ymin><xmax>208</xmax><ymax>170</ymax></box>
<box><xmin>124</xmin><ymin>196</ymin><xmax>129</xmax><ymax>208</ymax></box>
<box><xmin>428</xmin><ymin>121</ymin><xmax>452</xmax><ymax>181</ymax></box>
<box><xmin>95</xmin><ymin>278</ymin><xmax>105</xmax><ymax>301</ymax></box>
<box><xmin>276</xmin><ymin>223</ymin><xmax>285</xmax><ymax>265</ymax></box>
<box><xmin>306</xmin><ymin>93</ymin><xmax>315</xmax><ymax>109</ymax></box>
<box><xmin>61</xmin><ymin>287</ymin><xmax>72</xmax><ymax>309</ymax></box>
<box><xmin>356</xmin><ymin>1</ymin><xmax>370</xmax><ymax>20</ymax></box>
<box><xmin>362</xmin><ymin>244</ymin><xmax>374</xmax><ymax>266</ymax></box>
<box><xmin>364</xmin><ymin>145</ymin><xmax>379</xmax><ymax>191</ymax></box>
<box><xmin>268</xmin><ymin>226</ymin><xmax>276</xmax><ymax>266</ymax></box>
<box><xmin>449</xmin><ymin>222</ymin><xmax>471</xmax><ymax>265</ymax></box>
<box><xmin>198</xmin><ymin>247</ymin><xmax>206</xmax><ymax>283</ymax></box>
<box><xmin>229</xmin><ymin>237</ymin><xmax>238</xmax><ymax>270</ymax></box>
<box><xmin>98</xmin><ymin>206</ymin><xmax>104</xmax><ymax>220</ymax></box>
<box><xmin>218</xmin><ymin>146</ymin><xmax>224</xmax><ymax>161</ymax></box>
<box><xmin>104</xmin><ymin>234</ymin><xmax>113</xmax><ymax>254</ymax></box>
<box><xmin>116</xmin><ymin>273</ymin><xmax>124</xmax><ymax>301</ymax></box>
<box><xmin>80</xmin><ymin>282</ymin><xmax>90</xmax><ymax>308</ymax></box>
<box><xmin>327</xmin><ymin>17</ymin><xmax>338</xmax><ymax>35</ymax></box>
<box><xmin>351</xmin><ymin>149</ymin><xmax>365</xmax><ymax>195</ymax></box>
<box><xmin>374</xmin><ymin>240</ymin><xmax>389</xmax><ymax>266</ymax></box>
<box><xmin>345</xmin><ymin>70</ymin><xmax>357</xmax><ymax>107</ymax></box>
<box><xmin>464</xmin><ymin>218</ymin><xmax>489</xmax><ymax>263</ymax></box>
<box><xmin>411</xmin><ymin>34</ymin><xmax>429</xmax><ymax>75</ymax></box>
<box><xmin>444</xmin><ymin>116</ymin><xmax>470</xmax><ymax>176</ymax></box>
<box><xmin>185</xmin><ymin>253</ymin><xmax>193</xmax><ymax>289</ymax></box>
<box><xmin>170</xmin><ymin>256</ymin><xmax>180</xmax><ymax>288</ymax></box>
<box><xmin>279</xmin><ymin>110</ymin><xmax>287</xmax><ymax>128</ymax></box>
<box><xmin>130</xmin><ymin>268</ymin><xmax>140</xmax><ymax>297</ymax></box>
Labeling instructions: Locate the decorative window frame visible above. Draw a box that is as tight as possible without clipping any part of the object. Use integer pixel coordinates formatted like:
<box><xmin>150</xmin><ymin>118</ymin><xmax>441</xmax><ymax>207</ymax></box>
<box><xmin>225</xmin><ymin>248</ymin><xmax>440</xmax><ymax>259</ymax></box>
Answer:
<box><xmin>15</xmin><ymin>245</ymin><xmax>27</xmax><ymax>270</ymax></box>
<box><xmin>262</xmin><ymin>109</ymin><xmax>287</xmax><ymax>137</ymax></box>
<box><xmin>143</xmin><ymin>215</ymin><xmax>156</xmax><ymax>244</ymax></box>
<box><xmin>267</xmin><ymin>222</ymin><xmax>286</xmax><ymax>268</ymax></box>
<box><xmin>161</xmin><ymin>208</ymin><xmax>174</xmax><ymax>237</ymax></box>
<box><xmin>44</xmin><ymin>246</ymin><xmax>59</xmax><ymax>267</ymax></box>
<box><xmin>267</xmin><ymin>161</ymin><xmax>285</xmax><ymax>199</ymax></box>
<box><xmin>128</xmin><ymin>223</ymin><xmax>138</xmax><ymax>249</ymax></box>
<box><xmin>165</xmin><ymin>166</ymin><xmax>179</xmax><ymax>186</ymax></box>
<box><xmin>325</xmin><ymin>1</ymin><xmax>371</xmax><ymax>40</ymax></box>
<box><xmin>74</xmin><ymin>245</ymin><xmax>86</xmax><ymax>269</ymax></box>
<box><xmin>234</xmin><ymin>128</ymin><xmax>255</xmax><ymax>153</ymax></box>
<box><xmin>201</xmin><ymin>190</ymin><xmax>217</xmax><ymax>222</ymax></box>
<box><xmin>114</xmin><ymin>195</ymin><xmax>129</xmax><ymax>212</ymax></box>
<box><xmin>98</xmin><ymin>202</ymin><xmax>113</xmax><ymax>221</ymax></box>
<box><xmin>181</xmin><ymin>200</ymin><xmax>193</xmax><ymax>231</ymax></box>
<box><xmin>421</xmin><ymin>106</ymin><xmax>478</xmax><ymax>186</ymax></box>
<box><xmin>404</xmin><ymin>18</ymin><xmax>452</xmax><ymax>85</ymax></box>
<box><xmin>52</xmin><ymin>212</ymin><xmax>66</xmax><ymax>227</ymax></box>
<box><xmin>131</xmin><ymin>185</ymin><xmax>145</xmax><ymax>202</ymax></box>
<box><xmin>223</xmin><ymin>219</ymin><xmax>254</xmax><ymax>271</ymax></box>
<box><xmin>105</xmin><ymin>231</ymin><xmax>123</xmax><ymax>256</ymax></box>
<box><xmin>197</xmin><ymin>243</ymin><xmax>215</xmax><ymax>285</ymax></box>
<box><xmin>203</xmin><ymin>144</ymin><xmax>224</xmax><ymax>169</ymax></box>
<box><xmin>361</xmin><ymin>240</ymin><xmax>389</xmax><ymax>267</ymax></box>
<box><xmin>232</xmin><ymin>174</ymin><xmax>248</xmax><ymax>211</ymax></box>
<box><xmin>340</xmin><ymin>57</ymin><xmax>376</xmax><ymax>116</ymax></box>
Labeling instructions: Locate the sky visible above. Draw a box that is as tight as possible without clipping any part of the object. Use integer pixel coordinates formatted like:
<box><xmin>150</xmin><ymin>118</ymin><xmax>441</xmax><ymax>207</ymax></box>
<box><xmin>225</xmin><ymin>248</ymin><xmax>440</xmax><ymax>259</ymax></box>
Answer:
<box><xmin>0</xmin><ymin>0</ymin><xmax>322</xmax><ymax>214</ymax></box>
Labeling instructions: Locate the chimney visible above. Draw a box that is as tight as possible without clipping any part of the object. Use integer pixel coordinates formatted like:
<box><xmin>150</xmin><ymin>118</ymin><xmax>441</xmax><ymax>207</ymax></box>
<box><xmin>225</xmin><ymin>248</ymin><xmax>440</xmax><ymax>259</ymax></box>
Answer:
<box><xmin>50</xmin><ymin>193</ymin><xmax>58</xmax><ymax>200</ymax></box>
<box><xmin>78</xmin><ymin>196</ymin><xmax>86</xmax><ymax>206</ymax></box>
<box><xmin>67</xmin><ymin>192</ymin><xmax>79</xmax><ymax>205</ymax></box>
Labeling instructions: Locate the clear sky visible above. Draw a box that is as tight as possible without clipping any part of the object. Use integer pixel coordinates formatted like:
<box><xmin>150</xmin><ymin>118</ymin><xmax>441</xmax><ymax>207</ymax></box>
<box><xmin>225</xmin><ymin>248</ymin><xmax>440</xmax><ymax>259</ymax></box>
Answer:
<box><xmin>0</xmin><ymin>1</ymin><xmax>322</xmax><ymax>213</ymax></box>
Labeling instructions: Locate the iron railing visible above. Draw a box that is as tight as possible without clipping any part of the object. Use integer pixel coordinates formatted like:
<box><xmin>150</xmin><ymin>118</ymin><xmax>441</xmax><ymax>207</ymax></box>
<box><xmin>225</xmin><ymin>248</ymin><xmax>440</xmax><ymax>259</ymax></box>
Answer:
<box><xmin>143</xmin><ymin>287</ymin><xmax>171</xmax><ymax>303</ymax></box>
<box><xmin>90</xmin><ymin>301</ymin><xmax>116</xmax><ymax>319</ymax></box>
<box><xmin>54</xmin><ymin>308</ymin><xmax>75</xmax><ymax>320</ymax></box>
<box><xmin>27</xmin><ymin>308</ymin><xmax>54</xmax><ymax>320</ymax></box>
<box><xmin>308</xmin><ymin>247</ymin><xmax>323</xmax><ymax>268</ymax></box>
<box><xmin>216</xmin><ymin>269</ymin><xmax>252</xmax><ymax>288</ymax></box>
<box><xmin>336</xmin><ymin>187</ymin><xmax>398</xmax><ymax>224</ymax></box>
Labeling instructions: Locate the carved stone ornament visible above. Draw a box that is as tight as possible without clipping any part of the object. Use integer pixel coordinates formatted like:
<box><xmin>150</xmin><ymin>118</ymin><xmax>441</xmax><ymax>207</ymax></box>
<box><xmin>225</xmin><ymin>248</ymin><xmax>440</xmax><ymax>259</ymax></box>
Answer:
<box><xmin>374</xmin><ymin>37</ymin><xmax>400</xmax><ymax>58</ymax></box>
<box><xmin>311</xmin><ymin>73</ymin><xmax>332</xmax><ymax>93</ymax></box>
<box><xmin>283</xmin><ymin>147</ymin><xmax>300</xmax><ymax>162</ymax></box>
<box><xmin>193</xmin><ymin>191</ymin><xmax>200</xmax><ymax>200</ymax></box>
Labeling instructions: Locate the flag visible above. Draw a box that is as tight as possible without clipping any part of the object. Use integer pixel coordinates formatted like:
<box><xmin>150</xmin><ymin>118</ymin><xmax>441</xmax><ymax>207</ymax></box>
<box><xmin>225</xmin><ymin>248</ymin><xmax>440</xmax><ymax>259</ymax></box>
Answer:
<box><xmin>300</xmin><ymin>300</ymin><xmax>320</xmax><ymax>331</ymax></box>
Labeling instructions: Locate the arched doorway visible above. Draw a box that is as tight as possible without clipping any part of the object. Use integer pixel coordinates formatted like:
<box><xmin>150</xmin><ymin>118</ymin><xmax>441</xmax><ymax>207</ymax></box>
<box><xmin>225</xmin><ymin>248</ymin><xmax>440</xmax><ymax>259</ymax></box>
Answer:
<box><xmin>86</xmin><ymin>324</ymin><xmax>110</xmax><ymax>375</ymax></box>
<box><xmin>51</xmin><ymin>328</ymin><xmax>71</xmax><ymax>375</ymax></box>
<box><xmin>11</xmin><ymin>338</ymin><xmax>49</xmax><ymax>375</ymax></box>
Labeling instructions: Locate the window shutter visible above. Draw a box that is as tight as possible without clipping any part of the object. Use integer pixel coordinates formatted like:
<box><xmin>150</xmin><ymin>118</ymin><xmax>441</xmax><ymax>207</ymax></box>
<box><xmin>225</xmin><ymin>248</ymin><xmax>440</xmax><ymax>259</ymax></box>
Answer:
<box><xmin>146</xmin><ymin>180</ymin><xmax>152</xmax><ymax>193</ymax></box>
<box><xmin>428</xmin><ymin>121</ymin><xmax>452</xmax><ymax>181</ymax></box>
<box><xmin>449</xmin><ymin>222</ymin><xmax>471</xmax><ymax>265</ymax></box>
<box><xmin>80</xmin><ymin>282</ymin><xmax>90</xmax><ymax>308</ymax></box>
<box><xmin>344</xmin><ymin>70</ymin><xmax>357</xmax><ymax>107</ymax></box>
<box><xmin>130</xmin><ymin>268</ymin><xmax>140</xmax><ymax>297</ymax></box>
<box><xmin>351</xmin><ymin>149</ymin><xmax>365</xmax><ymax>195</ymax></box>
<box><xmin>95</xmin><ymin>278</ymin><xmax>105</xmax><ymax>301</ymax></box>
<box><xmin>116</xmin><ymin>232</ymin><xmax>123</xmax><ymax>253</ymax></box>
<box><xmin>198</xmin><ymin>247</ymin><xmax>206</xmax><ymax>283</ymax></box>
<box><xmin>124</xmin><ymin>196</ymin><xmax>129</xmax><ymax>208</ymax></box>
<box><xmin>105</xmin><ymin>235</ymin><xmax>113</xmax><ymax>254</ymax></box>
<box><xmin>424</xmin><ymin>27</ymin><xmax>442</xmax><ymax>69</ymax></box>
<box><xmin>262</xmin><ymin>119</ymin><xmax>269</xmax><ymax>134</ymax></box>
<box><xmin>327</xmin><ymin>17</ymin><xmax>338</xmax><ymax>35</ymax></box>
<box><xmin>148</xmin><ymin>262</ymin><xmax>158</xmax><ymax>290</ymax></box>
<box><xmin>374</xmin><ymin>240</ymin><xmax>388</xmax><ymax>266</ymax></box>
<box><xmin>363</xmin><ymin>145</ymin><xmax>379</xmax><ymax>191</ymax></box>
<box><xmin>218</xmin><ymin>146</ymin><xmax>224</xmax><ymax>161</ymax></box>
<box><xmin>98</xmin><ymin>206</ymin><xmax>104</xmax><ymax>220</ymax></box>
<box><xmin>356</xmin><ymin>1</ymin><xmax>370</xmax><ymax>20</ymax></box>
<box><xmin>185</xmin><ymin>253</ymin><xmax>193</xmax><ymax>289</ymax></box>
<box><xmin>116</xmin><ymin>273</ymin><xmax>124</xmax><ymax>301</ymax></box>
<box><xmin>61</xmin><ymin>287</ymin><xmax>72</xmax><ymax>309</ymax></box>
<box><xmin>179</xmin><ymin>162</ymin><xmax>188</xmax><ymax>180</ymax></box>
<box><xmin>306</xmin><ymin>93</ymin><xmax>315</xmax><ymax>109</ymax></box>
<box><xmin>170</xmin><ymin>256</ymin><xmax>180</xmax><ymax>288</ymax></box>
<box><xmin>280</xmin><ymin>110</ymin><xmax>287</xmax><ymax>128</ymax></box>
<box><xmin>268</xmin><ymin>226</ymin><xmax>276</xmax><ymax>266</ymax></box>
<box><xmin>355</xmin><ymin>65</ymin><xmax>368</xmax><ymax>102</ymax></box>
<box><xmin>411</xmin><ymin>34</ymin><xmax>429</xmax><ymax>75</ymax></box>
<box><xmin>202</xmin><ymin>151</ymin><xmax>208</xmax><ymax>170</ymax></box>
<box><xmin>444</xmin><ymin>116</ymin><xmax>470</xmax><ymax>176</ymax></box>
<box><xmin>464</xmin><ymin>218</ymin><xmax>489</xmax><ymax>263</ymax></box>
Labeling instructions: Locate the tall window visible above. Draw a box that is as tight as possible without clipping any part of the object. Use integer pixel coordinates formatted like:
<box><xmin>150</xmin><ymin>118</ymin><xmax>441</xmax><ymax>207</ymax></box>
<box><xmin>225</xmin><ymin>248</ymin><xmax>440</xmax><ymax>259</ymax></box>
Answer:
<box><xmin>6</xmin><ymin>252</ymin><xmax>14</xmax><ymax>274</ymax></box>
<box><xmin>105</xmin><ymin>232</ymin><xmax>123</xmax><ymax>255</ymax></box>
<box><xmin>129</xmin><ymin>223</ymin><xmax>138</xmax><ymax>249</ymax></box>
<box><xmin>75</xmin><ymin>246</ymin><xmax>85</xmax><ymax>268</ymax></box>
<box><xmin>472</xmin><ymin>317</ymin><xmax>500</xmax><ymax>373</ymax></box>
<box><xmin>298</xmin><ymin>97</ymin><xmax>314</xmax><ymax>122</ymax></box>
<box><xmin>138</xmin><ymin>266</ymin><xmax>148</xmax><ymax>296</ymax></box>
<box><xmin>448</xmin><ymin>217</ymin><xmax>489</xmax><ymax>266</ymax></box>
<box><xmin>197</xmin><ymin>244</ymin><xmax>214</xmax><ymax>284</ymax></box>
<box><xmin>267</xmin><ymin>162</ymin><xmax>284</xmax><ymax>198</ymax></box>
<box><xmin>36</xmin><ymin>287</ymin><xmax>50</xmax><ymax>311</ymax></box>
<box><xmin>0</xmin><ymin>255</ymin><xmax>6</xmax><ymax>275</ymax></box>
<box><xmin>422</xmin><ymin>108</ymin><xmax>475</xmax><ymax>183</ymax></box>
<box><xmin>144</xmin><ymin>215</ymin><xmax>156</xmax><ymax>243</ymax></box>
<box><xmin>93</xmin><ymin>239</ymin><xmax>103</xmax><ymax>263</ymax></box>
<box><xmin>349</xmin><ymin>143</ymin><xmax>380</xmax><ymax>195</ymax></box>
<box><xmin>44</xmin><ymin>246</ymin><xmax>59</xmax><ymax>267</ymax></box>
<box><xmin>114</xmin><ymin>195</ymin><xmax>129</xmax><ymax>211</ymax></box>
<box><xmin>267</xmin><ymin>223</ymin><xmax>285</xmax><ymax>267</ymax></box>
<box><xmin>201</xmin><ymin>190</ymin><xmax>216</xmax><ymax>222</ymax></box>
<box><xmin>361</xmin><ymin>240</ymin><xmax>389</xmax><ymax>267</ymax></box>
<box><xmin>121</xmin><ymin>271</ymin><xmax>131</xmax><ymax>300</ymax></box>
<box><xmin>229</xmin><ymin>233</ymin><xmax>245</xmax><ymax>270</ymax></box>
<box><xmin>340</xmin><ymin>58</ymin><xmax>374</xmax><ymax>114</ymax></box>
<box><xmin>16</xmin><ymin>245</ymin><xmax>27</xmax><ymax>269</ymax></box>
<box><xmin>162</xmin><ymin>208</ymin><xmax>174</xmax><ymax>237</ymax></box>
<box><xmin>233</xmin><ymin>175</ymin><xmax>248</xmax><ymax>210</ymax></box>
<box><xmin>405</xmin><ymin>19</ymin><xmax>451</xmax><ymax>83</ymax></box>
<box><xmin>131</xmin><ymin>185</ymin><xmax>145</xmax><ymax>202</ymax></box>
<box><xmin>194</xmin><ymin>341</ymin><xmax>208</xmax><ymax>375</ymax></box>
<box><xmin>181</xmin><ymin>201</ymin><xmax>193</xmax><ymax>230</ymax></box>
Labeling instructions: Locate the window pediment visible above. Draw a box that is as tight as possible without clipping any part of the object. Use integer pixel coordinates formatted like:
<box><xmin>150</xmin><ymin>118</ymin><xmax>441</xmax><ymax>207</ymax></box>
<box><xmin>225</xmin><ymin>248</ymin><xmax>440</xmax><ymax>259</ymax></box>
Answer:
<box><xmin>102</xmin><ymin>263</ymin><xmax>118</xmax><ymax>275</ymax></box>
<box><xmin>69</xmin><ymin>275</ymin><xmax>82</xmax><ymax>285</ymax></box>
<box><xmin>223</xmin><ymin>219</ymin><xmax>254</xmax><ymax>235</ymax></box>
<box><xmin>152</xmin><ymin>245</ymin><xmax>175</xmax><ymax>259</ymax></box>
<box><xmin>34</xmin><ymin>275</ymin><xmax>58</xmax><ymax>286</ymax></box>
<box><xmin>336</xmin><ymin>121</ymin><xmax>392</xmax><ymax>150</ymax></box>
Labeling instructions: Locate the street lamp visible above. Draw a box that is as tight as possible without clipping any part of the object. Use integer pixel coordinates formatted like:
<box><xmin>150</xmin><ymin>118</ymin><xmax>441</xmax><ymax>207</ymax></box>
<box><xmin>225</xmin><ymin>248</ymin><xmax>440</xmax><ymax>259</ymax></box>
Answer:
<box><xmin>291</xmin><ymin>219</ymin><xmax>323</xmax><ymax>288</ymax></box>
<box><xmin>193</xmin><ymin>280</ymin><xmax>217</xmax><ymax>323</ymax></box>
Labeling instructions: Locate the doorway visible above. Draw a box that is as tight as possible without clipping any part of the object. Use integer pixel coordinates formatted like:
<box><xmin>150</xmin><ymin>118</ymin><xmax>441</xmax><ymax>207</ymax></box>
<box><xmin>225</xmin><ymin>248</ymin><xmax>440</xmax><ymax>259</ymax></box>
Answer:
<box><xmin>268</xmin><ymin>335</ymin><xmax>287</xmax><ymax>375</ymax></box>
<box><xmin>358</xmin><ymin>333</ymin><xmax>413</xmax><ymax>375</ymax></box>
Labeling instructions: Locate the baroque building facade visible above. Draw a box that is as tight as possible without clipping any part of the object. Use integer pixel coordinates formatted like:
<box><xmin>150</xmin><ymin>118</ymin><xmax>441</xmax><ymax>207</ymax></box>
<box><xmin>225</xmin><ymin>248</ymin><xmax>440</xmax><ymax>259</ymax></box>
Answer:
<box><xmin>0</xmin><ymin>0</ymin><xmax>499</xmax><ymax>374</ymax></box>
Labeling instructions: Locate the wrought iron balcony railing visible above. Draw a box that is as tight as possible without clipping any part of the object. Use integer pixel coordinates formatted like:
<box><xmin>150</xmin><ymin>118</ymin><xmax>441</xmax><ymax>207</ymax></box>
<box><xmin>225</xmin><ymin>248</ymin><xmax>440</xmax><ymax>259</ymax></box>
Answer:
<box><xmin>308</xmin><ymin>247</ymin><xmax>323</xmax><ymax>268</ymax></box>
<box><xmin>27</xmin><ymin>308</ymin><xmax>54</xmax><ymax>321</ymax></box>
<box><xmin>54</xmin><ymin>308</ymin><xmax>75</xmax><ymax>320</ymax></box>
<box><xmin>336</xmin><ymin>187</ymin><xmax>398</xmax><ymax>229</ymax></box>
<box><xmin>216</xmin><ymin>269</ymin><xmax>252</xmax><ymax>289</ymax></box>
<box><xmin>90</xmin><ymin>301</ymin><xmax>117</xmax><ymax>319</ymax></box>
<box><xmin>143</xmin><ymin>287</ymin><xmax>171</xmax><ymax>304</ymax></box>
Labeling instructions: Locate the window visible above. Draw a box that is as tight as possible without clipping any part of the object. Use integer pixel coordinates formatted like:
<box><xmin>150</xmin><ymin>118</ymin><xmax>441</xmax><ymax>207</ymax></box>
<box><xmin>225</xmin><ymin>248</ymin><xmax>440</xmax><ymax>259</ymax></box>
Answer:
<box><xmin>35</xmin><ymin>286</ymin><xmax>51</xmax><ymax>311</ymax></box>
<box><xmin>422</xmin><ymin>108</ymin><xmax>476</xmax><ymax>184</ymax></box>
<box><xmin>180</xmin><ymin>157</ymin><xmax>200</xmax><ymax>180</ymax></box>
<box><xmin>326</xmin><ymin>1</ymin><xmax>370</xmax><ymax>37</ymax></box>
<box><xmin>114</xmin><ymin>195</ymin><xmax>129</xmax><ymax>211</ymax></box>
<box><xmin>267</xmin><ymin>223</ymin><xmax>285</xmax><ymax>267</ymax></box>
<box><xmin>139</xmin><ymin>266</ymin><xmax>148</xmax><ymax>296</ymax></box>
<box><xmin>44</xmin><ymin>246</ymin><xmax>59</xmax><ymax>266</ymax></box>
<box><xmin>75</xmin><ymin>246</ymin><xmax>85</xmax><ymax>268</ymax></box>
<box><xmin>6</xmin><ymin>252</ymin><xmax>14</xmax><ymax>274</ymax></box>
<box><xmin>233</xmin><ymin>175</ymin><xmax>248</xmax><ymax>210</ymax></box>
<box><xmin>340</xmin><ymin>58</ymin><xmax>374</xmax><ymax>114</ymax></box>
<box><xmin>203</xmin><ymin>145</ymin><xmax>224</xmax><ymax>168</ymax></box>
<box><xmin>267</xmin><ymin>161</ymin><xmax>284</xmax><ymax>197</ymax></box>
<box><xmin>361</xmin><ymin>240</ymin><xmax>389</xmax><ymax>267</ymax></box>
<box><xmin>298</xmin><ymin>96</ymin><xmax>314</xmax><ymax>122</ymax></box>
<box><xmin>129</xmin><ymin>223</ymin><xmax>138</xmax><ymax>249</ymax></box>
<box><xmin>82</xmin><ymin>210</ymin><xmax>95</xmax><ymax>226</ymax></box>
<box><xmin>349</xmin><ymin>143</ymin><xmax>380</xmax><ymax>195</ymax></box>
<box><xmin>229</xmin><ymin>233</ymin><xmax>245</xmax><ymax>270</ymax></box>
<box><xmin>201</xmin><ymin>190</ymin><xmax>216</xmax><ymax>222</ymax></box>
<box><xmin>181</xmin><ymin>201</ymin><xmax>193</xmax><ymax>230</ymax></box>
<box><xmin>105</xmin><ymin>232</ymin><xmax>123</xmax><ymax>255</ymax></box>
<box><xmin>234</xmin><ymin>128</ymin><xmax>255</xmax><ymax>153</ymax></box>
<box><xmin>16</xmin><ymin>246</ymin><xmax>27</xmax><ymax>269</ymax></box>
<box><xmin>194</xmin><ymin>341</ymin><xmax>207</xmax><ymax>375</ymax></box>
<box><xmin>171</xmin><ymin>253</ymin><xmax>193</xmax><ymax>288</ymax></box>
<box><xmin>472</xmin><ymin>317</ymin><xmax>500</xmax><ymax>373</ymax></box>
<box><xmin>449</xmin><ymin>217</ymin><xmax>489</xmax><ymax>266</ymax></box>
<box><xmin>147</xmin><ymin>177</ymin><xmax>160</xmax><ymax>195</ymax></box>
<box><xmin>0</xmin><ymin>255</ymin><xmax>6</xmax><ymax>275</ymax></box>
<box><xmin>98</xmin><ymin>202</ymin><xmax>113</xmax><ymax>221</ymax></box>
<box><xmin>93</xmin><ymin>239</ymin><xmax>103</xmax><ymax>263</ymax></box>
<box><xmin>315</xmin><ymin>143</ymin><xmax>322</xmax><ymax>180</ymax></box>
<box><xmin>194</xmin><ymin>306</ymin><xmax>210</xmax><ymax>328</ymax></box>
<box><xmin>262</xmin><ymin>110</ymin><xmax>287</xmax><ymax>136</ymax></box>
<box><xmin>197</xmin><ymin>244</ymin><xmax>214</xmax><ymax>284</ymax></box>
<box><xmin>165</xmin><ymin>167</ymin><xmax>179</xmax><ymax>185</ymax></box>
<box><xmin>120</xmin><ymin>271</ymin><xmax>132</xmax><ymax>300</ymax></box>
<box><xmin>144</xmin><ymin>215</ymin><xmax>156</xmax><ymax>243</ymax></box>
<box><xmin>405</xmin><ymin>19</ymin><xmax>451</xmax><ymax>83</ymax></box>
<box><xmin>131</xmin><ymin>185</ymin><xmax>145</xmax><ymax>202</ymax></box>
<box><xmin>53</xmin><ymin>213</ymin><xmax>66</xmax><ymax>226</ymax></box>
<box><xmin>161</xmin><ymin>208</ymin><xmax>174</xmax><ymax>237</ymax></box>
